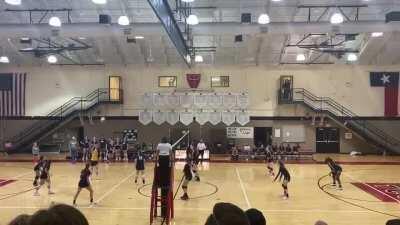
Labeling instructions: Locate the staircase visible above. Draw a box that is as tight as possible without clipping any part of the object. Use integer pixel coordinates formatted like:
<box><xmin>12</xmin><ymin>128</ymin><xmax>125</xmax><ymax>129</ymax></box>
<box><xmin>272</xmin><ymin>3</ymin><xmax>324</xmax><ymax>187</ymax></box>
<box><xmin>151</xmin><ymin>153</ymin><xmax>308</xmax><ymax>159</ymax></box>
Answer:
<box><xmin>9</xmin><ymin>88</ymin><xmax>123</xmax><ymax>152</ymax></box>
<box><xmin>285</xmin><ymin>88</ymin><xmax>400</xmax><ymax>153</ymax></box>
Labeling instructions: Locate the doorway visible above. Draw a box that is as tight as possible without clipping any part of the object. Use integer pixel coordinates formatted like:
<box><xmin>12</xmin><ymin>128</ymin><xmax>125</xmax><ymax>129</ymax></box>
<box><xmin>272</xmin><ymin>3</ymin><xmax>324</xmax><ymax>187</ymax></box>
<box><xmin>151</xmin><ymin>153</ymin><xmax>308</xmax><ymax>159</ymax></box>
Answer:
<box><xmin>316</xmin><ymin>127</ymin><xmax>340</xmax><ymax>153</ymax></box>
<box><xmin>109</xmin><ymin>76</ymin><xmax>122</xmax><ymax>101</ymax></box>
<box><xmin>254</xmin><ymin>127</ymin><xmax>272</xmax><ymax>147</ymax></box>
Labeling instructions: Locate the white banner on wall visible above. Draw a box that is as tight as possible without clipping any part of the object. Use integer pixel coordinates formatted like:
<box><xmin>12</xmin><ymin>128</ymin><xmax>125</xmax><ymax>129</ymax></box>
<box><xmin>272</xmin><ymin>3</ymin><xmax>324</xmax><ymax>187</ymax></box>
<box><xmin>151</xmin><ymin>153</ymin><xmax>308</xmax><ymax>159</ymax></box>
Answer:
<box><xmin>208</xmin><ymin>94</ymin><xmax>223</xmax><ymax>108</ymax></box>
<box><xmin>236</xmin><ymin>111</ymin><xmax>250</xmax><ymax>125</ymax></box>
<box><xmin>179</xmin><ymin>111</ymin><xmax>194</xmax><ymax>125</ymax></box>
<box><xmin>143</xmin><ymin>94</ymin><xmax>154</xmax><ymax>108</ymax></box>
<box><xmin>237</xmin><ymin>94</ymin><xmax>249</xmax><ymax>108</ymax></box>
<box><xmin>152</xmin><ymin>111</ymin><xmax>166</xmax><ymax>125</ymax></box>
<box><xmin>194</xmin><ymin>94</ymin><xmax>208</xmax><ymax>108</ymax></box>
<box><xmin>222</xmin><ymin>111</ymin><xmax>236</xmax><ymax>126</ymax></box>
<box><xmin>227</xmin><ymin>127</ymin><xmax>254</xmax><ymax>139</ymax></box>
<box><xmin>209</xmin><ymin>111</ymin><xmax>222</xmax><ymax>125</ymax></box>
<box><xmin>195</xmin><ymin>111</ymin><xmax>209</xmax><ymax>125</ymax></box>
<box><xmin>139</xmin><ymin>111</ymin><xmax>152</xmax><ymax>125</ymax></box>
<box><xmin>223</xmin><ymin>94</ymin><xmax>237</xmax><ymax>108</ymax></box>
<box><xmin>180</xmin><ymin>94</ymin><xmax>194</xmax><ymax>108</ymax></box>
<box><xmin>167</xmin><ymin>94</ymin><xmax>180</xmax><ymax>107</ymax></box>
<box><xmin>166</xmin><ymin>111</ymin><xmax>179</xmax><ymax>125</ymax></box>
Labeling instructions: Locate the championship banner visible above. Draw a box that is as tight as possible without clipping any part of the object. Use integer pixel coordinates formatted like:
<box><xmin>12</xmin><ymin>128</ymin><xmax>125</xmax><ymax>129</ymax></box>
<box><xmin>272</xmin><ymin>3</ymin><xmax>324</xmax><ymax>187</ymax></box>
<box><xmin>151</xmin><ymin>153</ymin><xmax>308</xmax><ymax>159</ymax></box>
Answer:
<box><xmin>180</xmin><ymin>94</ymin><xmax>194</xmax><ymax>108</ymax></box>
<box><xmin>153</xmin><ymin>94</ymin><xmax>166</xmax><ymax>107</ymax></box>
<box><xmin>227</xmin><ymin>127</ymin><xmax>254</xmax><ymax>139</ymax></box>
<box><xmin>208</xmin><ymin>94</ymin><xmax>223</xmax><ymax>108</ymax></box>
<box><xmin>187</xmin><ymin>74</ymin><xmax>201</xmax><ymax>88</ymax></box>
<box><xmin>166</xmin><ymin>111</ymin><xmax>179</xmax><ymax>125</ymax></box>
<box><xmin>209</xmin><ymin>111</ymin><xmax>222</xmax><ymax>125</ymax></box>
<box><xmin>236</xmin><ymin>111</ymin><xmax>250</xmax><ymax>125</ymax></box>
<box><xmin>195</xmin><ymin>111</ymin><xmax>209</xmax><ymax>125</ymax></box>
<box><xmin>167</xmin><ymin>94</ymin><xmax>180</xmax><ymax>107</ymax></box>
<box><xmin>152</xmin><ymin>111</ymin><xmax>166</xmax><ymax>125</ymax></box>
<box><xmin>223</xmin><ymin>94</ymin><xmax>237</xmax><ymax>108</ymax></box>
<box><xmin>237</xmin><ymin>93</ymin><xmax>249</xmax><ymax>108</ymax></box>
<box><xmin>143</xmin><ymin>94</ymin><xmax>154</xmax><ymax>108</ymax></box>
<box><xmin>222</xmin><ymin>111</ymin><xmax>236</xmax><ymax>126</ymax></box>
<box><xmin>139</xmin><ymin>111</ymin><xmax>152</xmax><ymax>125</ymax></box>
<box><xmin>179</xmin><ymin>111</ymin><xmax>194</xmax><ymax>125</ymax></box>
<box><xmin>194</xmin><ymin>94</ymin><xmax>208</xmax><ymax>108</ymax></box>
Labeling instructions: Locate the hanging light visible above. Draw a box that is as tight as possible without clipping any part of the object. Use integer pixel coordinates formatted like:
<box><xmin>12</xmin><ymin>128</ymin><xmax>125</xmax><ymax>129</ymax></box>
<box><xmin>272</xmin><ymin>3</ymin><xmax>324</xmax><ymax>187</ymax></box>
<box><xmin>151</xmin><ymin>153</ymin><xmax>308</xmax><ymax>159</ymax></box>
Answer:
<box><xmin>195</xmin><ymin>55</ymin><xmax>203</xmax><ymax>62</ymax></box>
<box><xmin>181</xmin><ymin>0</ymin><xmax>195</xmax><ymax>2</ymax></box>
<box><xmin>186</xmin><ymin>14</ymin><xmax>199</xmax><ymax>25</ymax></box>
<box><xmin>5</xmin><ymin>0</ymin><xmax>21</xmax><ymax>5</ymax></box>
<box><xmin>0</xmin><ymin>56</ymin><xmax>10</xmax><ymax>63</ymax></box>
<box><xmin>347</xmin><ymin>53</ymin><xmax>358</xmax><ymax>62</ymax></box>
<box><xmin>186</xmin><ymin>54</ymin><xmax>191</xmax><ymax>63</ymax></box>
<box><xmin>330</xmin><ymin>12</ymin><xmax>344</xmax><ymax>24</ymax></box>
<box><xmin>296</xmin><ymin>54</ymin><xmax>306</xmax><ymax>61</ymax></box>
<box><xmin>258</xmin><ymin>13</ymin><xmax>270</xmax><ymax>24</ymax></box>
<box><xmin>118</xmin><ymin>16</ymin><xmax>130</xmax><ymax>26</ymax></box>
<box><xmin>49</xmin><ymin>16</ymin><xmax>62</xmax><ymax>27</ymax></box>
<box><xmin>92</xmin><ymin>0</ymin><xmax>106</xmax><ymax>4</ymax></box>
<box><xmin>371</xmin><ymin>32</ymin><xmax>383</xmax><ymax>37</ymax></box>
<box><xmin>47</xmin><ymin>55</ymin><xmax>58</xmax><ymax>64</ymax></box>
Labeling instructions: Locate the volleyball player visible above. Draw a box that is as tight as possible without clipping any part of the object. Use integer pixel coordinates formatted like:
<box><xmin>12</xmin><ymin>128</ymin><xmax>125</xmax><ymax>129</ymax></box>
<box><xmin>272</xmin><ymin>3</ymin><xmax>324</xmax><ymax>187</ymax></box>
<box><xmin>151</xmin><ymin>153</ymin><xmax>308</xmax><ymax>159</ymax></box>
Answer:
<box><xmin>81</xmin><ymin>137</ymin><xmax>90</xmax><ymax>162</ymax></box>
<box><xmin>325</xmin><ymin>157</ymin><xmax>343</xmax><ymax>190</ymax></box>
<box><xmin>115</xmin><ymin>138</ymin><xmax>122</xmax><ymax>161</ymax></box>
<box><xmin>134</xmin><ymin>150</ymin><xmax>145</xmax><ymax>184</ymax></box>
<box><xmin>33</xmin><ymin>156</ymin><xmax>44</xmax><ymax>187</ymax></box>
<box><xmin>90</xmin><ymin>147</ymin><xmax>99</xmax><ymax>176</ymax></box>
<box><xmin>274</xmin><ymin>160</ymin><xmax>291</xmax><ymax>200</ymax></box>
<box><xmin>180</xmin><ymin>160</ymin><xmax>193</xmax><ymax>200</ymax></box>
<box><xmin>73</xmin><ymin>163</ymin><xmax>94</xmax><ymax>206</ymax></box>
<box><xmin>33</xmin><ymin>160</ymin><xmax>54</xmax><ymax>196</ymax></box>
<box><xmin>192</xmin><ymin>146</ymin><xmax>201</xmax><ymax>182</ymax></box>
<box><xmin>266</xmin><ymin>147</ymin><xmax>275</xmax><ymax>177</ymax></box>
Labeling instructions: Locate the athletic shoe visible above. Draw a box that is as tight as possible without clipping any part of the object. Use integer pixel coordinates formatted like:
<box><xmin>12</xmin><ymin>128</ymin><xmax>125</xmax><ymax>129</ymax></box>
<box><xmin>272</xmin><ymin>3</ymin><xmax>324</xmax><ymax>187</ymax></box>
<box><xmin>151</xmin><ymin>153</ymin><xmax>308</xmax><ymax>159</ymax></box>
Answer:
<box><xmin>33</xmin><ymin>192</ymin><xmax>40</xmax><ymax>196</ymax></box>
<box><xmin>48</xmin><ymin>191</ymin><xmax>55</xmax><ymax>195</ymax></box>
<box><xmin>331</xmin><ymin>183</ymin><xmax>337</xmax><ymax>187</ymax></box>
<box><xmin>180</xmin><ymin>194</ymin><xmax>189</xmax><ymax>200</ymax></box>
<box><xmin>142</xmin><ymin>179</ymin><xmax>145</xmax><ymax>184</ymax></box>
<box><xmin>337</xmin><ymin>187</ymin><xmax>343</xmax><ymax>190</ymax></box>
<box><xmin>195</xmin><ymin>177</ymin><xmax>200</xmax><ymax>182</ymax></box>
<box><xmin>282</xmin><ymin>196</ymin><xmax>288</xmax><ymax>200</ymax></box>
<box><xmin>134</xmin><ymin>179</ymin><xmax>137</xmax><ymax>183</ymax></box>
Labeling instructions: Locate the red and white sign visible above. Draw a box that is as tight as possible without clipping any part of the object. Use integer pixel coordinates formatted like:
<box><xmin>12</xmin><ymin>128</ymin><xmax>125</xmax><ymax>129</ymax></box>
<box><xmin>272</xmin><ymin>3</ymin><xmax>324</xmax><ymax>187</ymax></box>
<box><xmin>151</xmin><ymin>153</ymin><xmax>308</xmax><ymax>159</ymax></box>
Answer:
<box><xmin>186</xmin><ymin>74</ymin><xmax>201</xmax><ymax>89</ymax></box>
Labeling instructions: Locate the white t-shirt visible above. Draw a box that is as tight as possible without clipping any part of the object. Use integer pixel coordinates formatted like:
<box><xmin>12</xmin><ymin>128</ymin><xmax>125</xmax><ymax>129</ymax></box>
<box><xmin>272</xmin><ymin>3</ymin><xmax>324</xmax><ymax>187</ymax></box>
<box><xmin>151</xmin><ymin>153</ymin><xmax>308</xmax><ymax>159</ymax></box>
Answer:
<box><xmin>197</xmin><ymin>142</ymin><xmax>207</xmax><ymax>151</ymax></box>
<box><xmin>157</xmin><ymin>143</ymin><xmax>172</xmax><ymax>156</ymax></box>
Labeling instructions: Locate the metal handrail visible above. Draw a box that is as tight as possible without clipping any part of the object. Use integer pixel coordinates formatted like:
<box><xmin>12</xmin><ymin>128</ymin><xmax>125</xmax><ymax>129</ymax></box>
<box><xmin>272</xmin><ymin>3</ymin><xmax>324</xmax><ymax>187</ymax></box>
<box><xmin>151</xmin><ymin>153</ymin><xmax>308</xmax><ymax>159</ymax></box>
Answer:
<box><xmin>10</xmin><ymin>88</ymin><xmax>122</xmax><ymax>145</ymax></box>
<box><xmin>292</xmin><ymin>88</ymin><xmax>400</xmax><ymax>148</ymax></box>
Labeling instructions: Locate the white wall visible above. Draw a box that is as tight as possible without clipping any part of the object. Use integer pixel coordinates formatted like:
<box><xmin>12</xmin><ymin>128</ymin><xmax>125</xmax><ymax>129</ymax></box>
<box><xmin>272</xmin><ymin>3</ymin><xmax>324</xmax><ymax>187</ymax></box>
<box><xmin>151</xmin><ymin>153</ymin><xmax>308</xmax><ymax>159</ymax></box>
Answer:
<box><xmin>1</xmin><ymin>64</ymin><xmax>398</xmax><ymax>117</ymax></box>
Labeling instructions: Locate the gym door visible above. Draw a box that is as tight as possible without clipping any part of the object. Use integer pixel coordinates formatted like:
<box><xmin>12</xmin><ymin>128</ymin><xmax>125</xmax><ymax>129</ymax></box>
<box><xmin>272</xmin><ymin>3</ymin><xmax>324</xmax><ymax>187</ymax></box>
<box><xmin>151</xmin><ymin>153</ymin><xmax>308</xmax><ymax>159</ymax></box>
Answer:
<box><xmin>316</xmin><ymin>127</ymin><xmax>340</xmax><ymax>153</ymax></box>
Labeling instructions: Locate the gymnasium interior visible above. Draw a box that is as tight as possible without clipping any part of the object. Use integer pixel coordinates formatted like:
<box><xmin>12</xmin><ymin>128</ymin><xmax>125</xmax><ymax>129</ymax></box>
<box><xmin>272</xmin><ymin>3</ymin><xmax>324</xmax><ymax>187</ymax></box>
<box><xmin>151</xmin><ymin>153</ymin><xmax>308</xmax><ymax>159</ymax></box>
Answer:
<box><xmin>1</xmin><ymin>0</ymin><xmax>400</xmax><ymax>225</ymax></box>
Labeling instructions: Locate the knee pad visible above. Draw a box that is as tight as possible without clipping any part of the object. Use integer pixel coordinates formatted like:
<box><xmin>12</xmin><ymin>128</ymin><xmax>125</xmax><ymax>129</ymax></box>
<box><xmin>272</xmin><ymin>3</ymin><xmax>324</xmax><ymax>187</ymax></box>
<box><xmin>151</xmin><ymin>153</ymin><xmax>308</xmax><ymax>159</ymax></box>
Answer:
<box><xmin>182</xmin><ymin>185</ymin><xmax>187</xmax><ymax>189</ymax></box>
<box><xmin>282</xmin><ymin>184</ymin><xmax>287</xmax><ymax>189</ymax></box>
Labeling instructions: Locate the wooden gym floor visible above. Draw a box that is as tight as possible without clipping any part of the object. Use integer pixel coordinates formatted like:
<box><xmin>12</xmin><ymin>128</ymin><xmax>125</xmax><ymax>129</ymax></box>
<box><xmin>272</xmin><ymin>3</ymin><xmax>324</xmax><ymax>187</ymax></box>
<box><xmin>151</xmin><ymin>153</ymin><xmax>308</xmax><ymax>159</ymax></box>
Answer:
<box><xmin>1</xmin><ymin>158</ymin><xmax>400</xmax><ymax>225</ymax></box>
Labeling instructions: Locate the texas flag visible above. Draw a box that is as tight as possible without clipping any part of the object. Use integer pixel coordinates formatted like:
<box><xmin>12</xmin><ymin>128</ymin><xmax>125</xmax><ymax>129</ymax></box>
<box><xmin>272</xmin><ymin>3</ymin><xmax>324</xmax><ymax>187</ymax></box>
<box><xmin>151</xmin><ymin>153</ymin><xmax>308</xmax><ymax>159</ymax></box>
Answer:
<box><xmin>370</xmin><ymin>72</ymin><xmax>399</xmax><ymax>117</ymax></box>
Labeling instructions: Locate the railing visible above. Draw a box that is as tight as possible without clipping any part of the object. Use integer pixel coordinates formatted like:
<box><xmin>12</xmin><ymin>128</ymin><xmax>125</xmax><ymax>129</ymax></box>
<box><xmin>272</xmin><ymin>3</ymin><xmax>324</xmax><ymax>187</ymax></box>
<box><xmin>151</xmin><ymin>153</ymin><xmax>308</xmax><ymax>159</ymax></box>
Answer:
<box><xmin>10</xmin><ymin>88</ymin><xmax>123</xmax><ymax>149</ymax></box>
<box><xmin>291</xmin><ymin>88</ymin><xmax>400</xmax><ymax>151</ymax></box>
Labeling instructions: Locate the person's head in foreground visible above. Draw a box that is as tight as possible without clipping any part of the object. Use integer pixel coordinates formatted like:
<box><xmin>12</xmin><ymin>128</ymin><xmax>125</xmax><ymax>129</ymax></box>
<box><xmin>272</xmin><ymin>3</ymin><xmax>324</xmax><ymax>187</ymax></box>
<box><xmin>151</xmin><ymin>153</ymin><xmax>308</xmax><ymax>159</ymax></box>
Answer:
<box><xmin>29</xmin><ymin>203</ymin><xmax>89</xmax><ymax>225</ymax></box>
<box><xmin>315</xmin><ymin>220</ymin><xmax>328</xmax><ymax>225</ymax></box>
<box><xmin>245</xmin><ymin>208</ymin><xmax>266</xmax><ymax>225</ymax></box>
<box><xmin>8</xmin><ymin>214</ymin><xmax>31</xmax><ymax>225</ymax></box>
<box><xmin>205</xmin><ymin>202</ymin><xmax>250</xmax><ymax>225</ymax></box>
<box><xmin>387</xmin><ymin>219</ymin><xmax>400</xmax><ymax>225</ymax></box>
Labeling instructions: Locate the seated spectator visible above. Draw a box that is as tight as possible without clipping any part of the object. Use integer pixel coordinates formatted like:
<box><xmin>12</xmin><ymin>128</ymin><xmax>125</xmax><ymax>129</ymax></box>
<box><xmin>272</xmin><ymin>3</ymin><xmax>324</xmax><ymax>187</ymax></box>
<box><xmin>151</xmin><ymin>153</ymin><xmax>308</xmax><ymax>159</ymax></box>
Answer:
<box><xmin>205</xmin><ymin>202</ymin><xmax>250</xmax><ymax>225</ymax></box>
<box><xmin>29</xmin><ymin>203</ymin><xmax>89</xmax><ymax>225</ymax></box>
<box><xmin>315</xmin><ymin>221</ymin><xmax>328</xmax><ymax>225</ymax></box>
<box><xmin>8</xmin><ymin>214</ymin><xmax>30</xmax><ymax>225</ymax></box>
<box><xmin>231</xmin><ymin>146</ymin><xmax>239</xmax><ymax>161</ymax></box>
<box><xmin>245</xmin><ymin>208</ymin><xmax>266</xmax><ymax>225</ymax></box>
<box><xmin>387</xmin><ymin>219</ymin><xmax>400</xmax><ymax>225</ymax></box>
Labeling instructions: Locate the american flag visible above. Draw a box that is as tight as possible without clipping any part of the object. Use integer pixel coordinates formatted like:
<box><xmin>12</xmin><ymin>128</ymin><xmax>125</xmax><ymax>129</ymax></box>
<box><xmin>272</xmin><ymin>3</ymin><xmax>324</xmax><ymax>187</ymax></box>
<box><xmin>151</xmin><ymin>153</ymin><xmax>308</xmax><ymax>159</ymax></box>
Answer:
<box><xmin>0</xmin><ymin>73</ymin><xmax>27</xmax><ymax>117</ymax></box>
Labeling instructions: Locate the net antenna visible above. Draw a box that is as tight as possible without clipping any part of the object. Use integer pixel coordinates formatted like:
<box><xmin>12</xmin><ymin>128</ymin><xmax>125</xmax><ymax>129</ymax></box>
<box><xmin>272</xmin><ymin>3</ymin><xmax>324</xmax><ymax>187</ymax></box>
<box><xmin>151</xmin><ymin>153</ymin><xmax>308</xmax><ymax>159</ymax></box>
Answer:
<box><xmin>171</xmin><ymin>130</ymin><xmax>190</xmax><ymax>149</ymax></box>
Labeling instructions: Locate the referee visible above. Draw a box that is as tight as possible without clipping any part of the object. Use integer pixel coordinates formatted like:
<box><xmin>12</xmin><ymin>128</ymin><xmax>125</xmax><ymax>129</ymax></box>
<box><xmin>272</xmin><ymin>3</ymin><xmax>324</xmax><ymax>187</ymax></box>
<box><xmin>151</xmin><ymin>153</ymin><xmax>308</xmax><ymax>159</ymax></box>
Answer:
<box><xmin>155</xmin><ymin>137</ymin><xmax>173</xmax><ymax>217</ymax></box>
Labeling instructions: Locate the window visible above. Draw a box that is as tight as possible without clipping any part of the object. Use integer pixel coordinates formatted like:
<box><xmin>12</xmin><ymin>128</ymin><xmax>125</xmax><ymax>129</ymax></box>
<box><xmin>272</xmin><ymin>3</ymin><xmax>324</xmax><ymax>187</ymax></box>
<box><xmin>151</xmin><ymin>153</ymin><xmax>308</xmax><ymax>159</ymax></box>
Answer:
<box><xmin>211</xmin><ymin>76</ymin><xmax>229</xmax><ymax>87</ymax></box>
<box><xmin>109</xmin><ymin>76</ymin><xmax>121</xmax><ymax>101</ymax></box>
<box><xmin>158</xmin><ymin>76</ymin><xmax>177</xmax><ymax>87</ymax></box>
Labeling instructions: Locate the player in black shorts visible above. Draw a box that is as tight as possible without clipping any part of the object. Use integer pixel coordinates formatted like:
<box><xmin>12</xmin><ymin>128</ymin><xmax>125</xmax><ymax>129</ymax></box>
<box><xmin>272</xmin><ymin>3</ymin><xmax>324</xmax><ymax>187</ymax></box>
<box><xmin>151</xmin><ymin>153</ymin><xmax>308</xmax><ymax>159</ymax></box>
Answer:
<box><xmin>33</xmin><ymin>160</ymin><xmax>54</xmax><ymax>196</ymax></box>
<box><xmin>181</xmin><ymin>160</ymin><xmax>193</xmax><ymax>200</ymax></box>
<box><xmin>192</xmin><ymin>149</ymin><xmax>200</xmax><ymax>181</ymax></box>
<box><xmin>274</xmin><ymin>160</ymin><xmax>291</xmax><ymax>200</ymax></box>
<box><xmin>134</xmin><ymin>150</ymin><xmax>145</xmax><ymax>184</ymax></box>
<box><xmin>266</xmin><ymin>148</ymin><xmax>275</xmax><ymax>177</ymax></box>
<box><xmin>73</xmin><ymin>163</ymin><xmax>94</xmax><ymax>206</ymax></box>
<box><xmin>325</xmin><ymin>157</ymin><xmax>343</xmax><ymax>190</ymax></box>
<box><xmin>33</xmin><ymin>156</ymin><xmax>45</xmax><ymax>187</ymax></box>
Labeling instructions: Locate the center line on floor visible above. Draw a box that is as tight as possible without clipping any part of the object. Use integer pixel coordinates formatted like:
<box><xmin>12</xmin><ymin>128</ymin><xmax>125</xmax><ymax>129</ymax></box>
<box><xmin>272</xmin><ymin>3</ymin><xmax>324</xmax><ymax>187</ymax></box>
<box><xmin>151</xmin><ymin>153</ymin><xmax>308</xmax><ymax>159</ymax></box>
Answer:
<box><xmin>235</xmin><ymin>168</ymin><xmax>251</xmax><ymax>209</ymax></box>
<box><xmin>94</xmin><ymin>171</ymin><xmax>135</xmax><ymax>206</ymax></box>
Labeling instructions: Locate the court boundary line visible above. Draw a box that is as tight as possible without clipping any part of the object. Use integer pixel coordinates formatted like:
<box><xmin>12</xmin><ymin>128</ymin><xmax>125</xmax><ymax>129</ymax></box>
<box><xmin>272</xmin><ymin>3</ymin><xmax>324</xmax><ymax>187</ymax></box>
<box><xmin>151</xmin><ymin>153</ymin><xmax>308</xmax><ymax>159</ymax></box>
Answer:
<box><xmin>94</xmin><ymin>171</ymin><xmax>135</xmax><ymax>206</ymax></box>
<box><xmin>344</xmin><ymin>173</ymin><xmax>400</xmax><ymax>203</ymax></box>
<box><xmin>235</xmin><ymin>168</ymin><xmax>251</xmax><ymax>209</ymax></box>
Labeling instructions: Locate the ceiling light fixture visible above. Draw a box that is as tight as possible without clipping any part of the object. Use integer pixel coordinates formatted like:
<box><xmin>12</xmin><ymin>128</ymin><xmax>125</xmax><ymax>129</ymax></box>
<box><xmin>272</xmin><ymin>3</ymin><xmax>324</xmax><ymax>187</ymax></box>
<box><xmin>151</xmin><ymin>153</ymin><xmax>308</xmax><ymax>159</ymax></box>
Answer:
<box><xmin>330</xmin><ymin>12</ymin><xmax>344</xmax><ymax>24</ymax></box>
<box><xmin>49</xmin><ymin>16</ymin><xmax>62</xmax><ymax>27</ymax></box>
<box><xmin>135</xmin><ymin>35</ymin><xmax>145</xmax><ymax>39</ymax></box>
<box><xmin>0</xmin><ymin>56</ymin><xmax>10</xmax><ymax>64</ymax></box>
<box><xmin>47</xmin><ymin>55</ymin><xmax>58</xmax><ymax>64</ymax></box>
<box><xmin>5</xmin><ymin>0</ymin><xmax>21</xmax><ymax>5</ymax></box>
<box><xmin>186</xmin><ymin>14</ymin><xmax>199</xmax><ymax>25</ymax></box>
<box><xmin>118</xmin><ymin>16</ymin><xmax>130</xmax><ymax>26</ymax></box>
<box><xmin>296</xmin><ymin>54</ymin><xmax>306</xmax><ymax>61</ymax></box>
<box><xmin>258</xmin><ymin>13</ymin><xmax>270</xmax><ymax>24</ymax></box>
<box><xmin>371</xmin><ymin>32</ymin><xmax>383</xmax><ymax>37</ymax></box>
<box><xmin>347</xmin><ymin>53</ymin><xmax>358</xmax><ymax>62</ymax></box>
<box><xmin>92</xmin><ymin>0</ymin><xmax>107</xmax><ymax>4</ymax></box>
<box><xmin>195</xmin><ymin>55</ymin><xmax>203</xmax><ymax>62</ymax></box>
<box><xmin>181</xmin><ymin>0</ymin><xmax>195</xmax><ymax>2</ymax></box>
